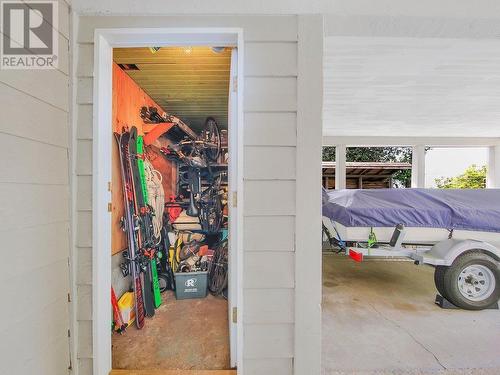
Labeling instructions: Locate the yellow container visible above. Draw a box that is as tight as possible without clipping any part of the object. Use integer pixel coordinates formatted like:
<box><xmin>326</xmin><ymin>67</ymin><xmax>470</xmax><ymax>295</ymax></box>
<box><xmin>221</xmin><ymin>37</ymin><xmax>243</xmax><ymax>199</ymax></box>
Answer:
<box><xmin>117</xmin><ymin>291</ymin><xmax>135</xmax><ymax>328</ymax></box>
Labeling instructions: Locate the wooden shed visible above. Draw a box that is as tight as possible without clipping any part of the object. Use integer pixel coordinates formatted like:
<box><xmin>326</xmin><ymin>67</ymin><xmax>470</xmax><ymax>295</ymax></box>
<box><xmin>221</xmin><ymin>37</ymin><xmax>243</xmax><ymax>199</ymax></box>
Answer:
<box><xmin>322</xmin><ymin>161</ymin><xmax>412</xmax><ymax>189</ymax></box>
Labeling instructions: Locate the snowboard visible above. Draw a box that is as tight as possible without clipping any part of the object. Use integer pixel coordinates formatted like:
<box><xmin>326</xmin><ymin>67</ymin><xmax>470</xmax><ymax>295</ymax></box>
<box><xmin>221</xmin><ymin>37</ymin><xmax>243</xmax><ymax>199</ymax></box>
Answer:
<box><xmin>129</xmin><ymin>127</ymin><xmax>156</xmax><ymax>317</ymax></box>
<box><xmin>115</xmin><ymin>131</ymin><xmax>145</xmax><ymax>329</ymax></box>
<box><xmin>137</xmin><ymin>134</ymin><xmax>162</xmax><ymax>308</ymax></box>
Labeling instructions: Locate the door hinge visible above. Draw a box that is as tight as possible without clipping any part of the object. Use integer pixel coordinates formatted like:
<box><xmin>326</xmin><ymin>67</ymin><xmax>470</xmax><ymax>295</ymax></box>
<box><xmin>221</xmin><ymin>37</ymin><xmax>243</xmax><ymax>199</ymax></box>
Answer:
<box><xmin>232</xmin><ymin>307</ymin><xmax>237</xmax><ymax>323</ymax></box>
<box><xmin>108</xmin><ymin>202</ymin><xmax>112</xmax><ymax>212</ymax></box>
<box><xmin>67</xmin><ymin>293</ymin><xmax>71</xmax><ymax>303</ymax></box>
<box><xmin>108</xmin><ymin>181</ymin><xmax>112</xmax><ymax>191</ymax></box>
<box><xmin>232</xmin><ymin>191</ymin><xmax>237</xmax><ymax>208</ymax></box>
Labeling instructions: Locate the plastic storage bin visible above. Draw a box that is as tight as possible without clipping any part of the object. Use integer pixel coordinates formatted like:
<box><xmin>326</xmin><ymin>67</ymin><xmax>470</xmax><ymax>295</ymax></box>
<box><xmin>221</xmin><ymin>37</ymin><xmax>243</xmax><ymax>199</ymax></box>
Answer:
<box><xmin>174</xmin><ymin>271</ymin><xmax>208</xmax><ymax>299</ymax></box>
<box><xmin>117</xmin><ymin>291</ymin><xmax>135</xmax><ymax>327</ymax></box>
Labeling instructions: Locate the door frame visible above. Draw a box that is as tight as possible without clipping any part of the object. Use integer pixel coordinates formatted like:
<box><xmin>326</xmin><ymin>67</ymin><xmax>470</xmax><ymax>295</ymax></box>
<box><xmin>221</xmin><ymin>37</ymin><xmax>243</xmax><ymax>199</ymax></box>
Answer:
<box><xmin>92</xmin><ymin>28</ymin><xmax>244</xmax><ymax>375</ymax></box>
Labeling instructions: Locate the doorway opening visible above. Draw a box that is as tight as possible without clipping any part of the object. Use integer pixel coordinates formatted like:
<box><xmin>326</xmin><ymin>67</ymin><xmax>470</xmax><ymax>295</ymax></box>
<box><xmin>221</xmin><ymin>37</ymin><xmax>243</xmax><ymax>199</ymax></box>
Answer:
<box><xmin>92</xmin><ymin>29</ymin><xmax>243</xmax><ymax>375</ymax></box>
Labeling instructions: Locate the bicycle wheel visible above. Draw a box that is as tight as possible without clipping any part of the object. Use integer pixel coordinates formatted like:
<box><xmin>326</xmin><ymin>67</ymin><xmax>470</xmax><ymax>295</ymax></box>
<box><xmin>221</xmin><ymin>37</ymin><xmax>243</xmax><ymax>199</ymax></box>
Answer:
<box><xmin>203</xmin><ymin>117</ymin><xmax>221</xmax><ymax>162</ymax></box>
<box><xmin>208</xmin><ymin>240</ymin><xmax>228</xmax><ymax>296</ymax></box>
<box><xmin>200</xmin><ymin>193</ymin><xmax>222</xmax><ymax>234</ymax></box>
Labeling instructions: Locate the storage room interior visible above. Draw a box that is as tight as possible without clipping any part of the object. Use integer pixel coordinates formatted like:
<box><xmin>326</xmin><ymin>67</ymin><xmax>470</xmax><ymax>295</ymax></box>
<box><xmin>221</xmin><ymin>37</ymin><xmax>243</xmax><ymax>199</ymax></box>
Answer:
<box><xmin>110</xmin><ymin>46</ymin><xmax>232</xmax><ymax>371</ymax></box>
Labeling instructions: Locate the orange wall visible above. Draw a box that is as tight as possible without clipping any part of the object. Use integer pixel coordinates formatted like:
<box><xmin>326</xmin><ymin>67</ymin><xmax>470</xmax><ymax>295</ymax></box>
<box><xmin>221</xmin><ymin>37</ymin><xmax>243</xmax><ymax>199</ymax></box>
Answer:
<box><xmin>112</xmin><ymin>63</ymin><xmax>177</xmax><ymax>255</ymax></box>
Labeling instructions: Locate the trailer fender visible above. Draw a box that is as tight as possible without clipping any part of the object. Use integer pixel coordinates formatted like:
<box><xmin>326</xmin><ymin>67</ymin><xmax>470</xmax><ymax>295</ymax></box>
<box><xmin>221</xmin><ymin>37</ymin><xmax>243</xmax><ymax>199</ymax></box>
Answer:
<box><xmin>427</xmin><ymin>239</ymin><xmax>500</xmax><ymax>266</ymax></box>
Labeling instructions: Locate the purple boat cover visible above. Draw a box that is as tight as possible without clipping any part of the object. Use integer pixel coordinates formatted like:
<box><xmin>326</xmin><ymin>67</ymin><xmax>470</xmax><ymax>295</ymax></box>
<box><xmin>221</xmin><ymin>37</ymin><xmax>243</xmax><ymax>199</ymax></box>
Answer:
<box><xmin>322</xmin><ymin>188</ymin><xmax>500</xmax><ymax>233</ymax></box>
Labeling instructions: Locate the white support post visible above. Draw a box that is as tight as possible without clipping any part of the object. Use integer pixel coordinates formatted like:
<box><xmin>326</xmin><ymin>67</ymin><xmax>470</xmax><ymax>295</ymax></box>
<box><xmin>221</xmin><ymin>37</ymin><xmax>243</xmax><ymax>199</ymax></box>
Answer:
<box><xmin>295</xmin><ymin>15</ymin><xmax>323</xmax><ymax>375</ymax></box>
<box><xmin>487</xmin><ymin>145</ymin><xmax>500</xmax><ymax>188</ymax></box>
<box><xmin>335</xmin><ymin>144</ymin><xmax>347</xmax><ymax>189</ymax></box>
<box><xmin>411</xmin><ymin>145</ymin><xmax>426</xmax><ymax>188</ymax></box>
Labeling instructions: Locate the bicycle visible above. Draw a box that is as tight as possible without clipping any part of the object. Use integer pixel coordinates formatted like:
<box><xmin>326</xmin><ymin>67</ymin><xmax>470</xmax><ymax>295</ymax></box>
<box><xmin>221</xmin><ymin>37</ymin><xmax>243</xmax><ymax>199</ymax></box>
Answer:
<box><xmin>162</xmin><ymin>117</ymin><xmax>224</xmax><ymax>234</ymax></box>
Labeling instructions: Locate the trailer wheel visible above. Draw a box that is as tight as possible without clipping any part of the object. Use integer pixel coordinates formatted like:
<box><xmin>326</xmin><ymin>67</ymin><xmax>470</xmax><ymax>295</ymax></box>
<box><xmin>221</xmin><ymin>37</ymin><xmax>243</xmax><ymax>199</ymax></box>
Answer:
<box><xmin>441</xmin><ymin>252</ymin><xmax>499</xmax><ymax>310</ymax></box>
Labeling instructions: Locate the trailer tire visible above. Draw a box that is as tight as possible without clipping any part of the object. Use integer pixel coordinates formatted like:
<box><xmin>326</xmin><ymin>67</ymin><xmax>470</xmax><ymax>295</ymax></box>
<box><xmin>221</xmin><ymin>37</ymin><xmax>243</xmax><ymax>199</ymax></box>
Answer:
<box><xmin>434</xmin><ymin>266</ymin><xmax>450</xmax><ymax>300</ymax></box>
<box><xmin>443</xmin><ymin>251</ymin><xmax>499</xmax><ymax>310</ymax></box>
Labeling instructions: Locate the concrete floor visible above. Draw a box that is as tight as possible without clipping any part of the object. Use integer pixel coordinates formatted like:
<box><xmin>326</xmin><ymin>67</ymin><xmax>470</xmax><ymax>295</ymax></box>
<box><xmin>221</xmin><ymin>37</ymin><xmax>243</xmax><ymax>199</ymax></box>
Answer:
<box><xmin>113</xmin><ymin>292</ymin><xmax>230</xmax><ymax>370</ymax></box>
<box><xmin>322</xmin><ymin>253</ymin><xmax>500</xmax><ymax>375</ymax></box>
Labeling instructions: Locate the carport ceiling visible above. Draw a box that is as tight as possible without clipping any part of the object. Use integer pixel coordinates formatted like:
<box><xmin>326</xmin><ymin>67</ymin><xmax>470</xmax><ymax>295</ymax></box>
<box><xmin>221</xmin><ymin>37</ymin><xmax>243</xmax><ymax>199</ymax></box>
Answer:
<box><xmin>113</xmin><ymin>47</ymin><xmax>230</xmax><ymax>132</ymax></box>
<box><xmin>324</xmin><ymin>37</ymin><xmax>500</xmax><ymax>138</ymax></box>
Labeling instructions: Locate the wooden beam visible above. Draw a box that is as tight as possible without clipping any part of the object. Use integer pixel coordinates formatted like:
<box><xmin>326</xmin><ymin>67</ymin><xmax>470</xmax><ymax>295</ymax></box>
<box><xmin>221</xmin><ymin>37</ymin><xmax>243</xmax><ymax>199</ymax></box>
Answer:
<box><xmin>143</xmin><ymin>123</ymin><xmax>175</xmax><ymax>145</ymax></box>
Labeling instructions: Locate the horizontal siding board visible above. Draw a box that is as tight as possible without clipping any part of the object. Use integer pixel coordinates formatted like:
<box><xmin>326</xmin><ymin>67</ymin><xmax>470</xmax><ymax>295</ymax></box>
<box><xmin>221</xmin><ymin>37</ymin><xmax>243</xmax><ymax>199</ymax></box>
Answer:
<box><xmin>245</xmin><ymin>77</ymin><xmax>297</xmax><ymax>112</ymax></box>
<box><xmin>2</xmin><ymin>29</ymin><xmax>69</xmax><ymax>77</ymax></box>
<box><xmin>77</xmin><ymin>247</ymin><xmax>92</xmax><ymax>285</ymax></box>
<box><xmin>0</xmin><ymin>83</ymin><xmax>68</xmax><ymax>147</ymax></box>
<box><xmin>0</xmin><ymin>133</ymin><xmax>68</xmax><ymax>185</ymax></box>
<box><xmin>244</xmin><ymin>112</ymin><xmax>296</xmax><ymax>146</ymax></box>
<box><xmin>0</xmin><ymin>184</ymin><xmax>68</xmax><ymax>231</ymax></box>
<box><xmin>244</xmin><ymin>289</ymin><xmax>294</xmax><ymax>324</ymax></box>
<box><xmin>77</xmin><ymin>285</ymin><xmax>92</xmax><ymax>320</ymax></box>
<box><xmin>77</xmin><ymin>44</ymin><xmax>94</xmax><ymax>78</ymax></box>
<box><xmin>78</xmin><ymin>320</ymin><xmax>93</xmax><ymax>358</ymax></box>
<box><xmin>244</xmin><ymin>216</ymin><xmax>294</xmax><ymax>252</ymax></box>
<box><xmin>21</xmin><ymin>335</ymin><xmax>69</xmax><ymax>375</ymax></box>
<box><xmin>244</xmin><ymin>146</ymin><xmax>295</xmax><ymax>180</ymax></box>
<box><xmin>0</xmin><ymin>222</ymin><xmax>69</xmax><ymax>282</ymax></box>
<box><xmin>76</xmin><ymin>139</ymin><xmax>92</xmax><ymax>175</ymax></box>
<box><xmin>21</xmin><ymin>0</ymin><xmax>70</xmax><ymax>39</ymax></box>
<box><xmin>77</xmin><ymin>175</ymin><xmax>92</xmax><ymax>210</ymax></box>
<box><xmin>76</xmin><ymin>211</ymin><xmax>92</xmax><ymax>247</ymax></box>
<box><xmin>26</xmin><ymin>336</ymin><xmax>69</xmax><ymax>375</ymax></box>
<box><xmin>245</xmin><ymin>42</ymin><xmax>297</xmax><ymax>76</ymax></box>
<box><xmin>77</xmin><ymin>77</ymin><xmax>93</xmax><ymax>104</ymax></box>
<box><xmin>78</xmin><ymin>15</ymin><xmax>297</xmax><ymax>43</ymax></box>
<box><xmin>244</xmin><ymin>252</ymin><xmax>294</xmax><ymax>288</ymax></box>
<box><xmin>243</xmin><ymin>324</ymin><xmax>294</xmax><ymax>359</ymax></box>
<box><xmin>78</xmin><ymin>358</ymin><xmax>93</xmax><ymax>375</ymax></box>
<box><xmin>0</xmin><ymin>259</ymin><xmax>68</xmax><ymax>334</ymax></box>
<box><xmin>244</xmin><ymin>180</ymin><xmax>295</xmax><ymax>216</ymax></box>
<box><xmin>0</xmin><ymin>4</ymin><xmax>71</xmax><ymax>375</ymax></box>
<box><xmin>0</xmin><ymin>69</ymin><xmax>68</xmax><ymax>111</ymax></box>
<box><xmin>77</xmin><ymin>104</ymin><xmax>93</xmax><ymax>140</ymax></box>
<box><xmin>244</xmin><ymin>358</ymin><xmax>293</xmax><ymax>375</ymax></box>
<box><xmin>0</xmin><ymin>293</ymin><xmax>69</xmax><ymax>374</ymax></box>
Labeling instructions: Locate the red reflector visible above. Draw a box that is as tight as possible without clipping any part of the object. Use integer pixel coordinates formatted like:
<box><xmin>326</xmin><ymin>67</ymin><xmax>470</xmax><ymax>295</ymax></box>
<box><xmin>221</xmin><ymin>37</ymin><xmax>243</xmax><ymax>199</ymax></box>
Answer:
<box><xmin>349</xmin><ymin>249</ymin><xmax>363</xmax><ymax>262</ymax></box>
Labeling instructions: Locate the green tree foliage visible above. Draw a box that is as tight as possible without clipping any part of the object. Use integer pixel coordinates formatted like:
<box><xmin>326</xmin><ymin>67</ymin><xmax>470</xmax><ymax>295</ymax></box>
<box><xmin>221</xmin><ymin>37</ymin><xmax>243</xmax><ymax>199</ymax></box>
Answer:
<box><xmin>322</xmin><ymin>146</ymin><xmax>412</xmax><ymax>187</ymax></box>
<box><xmin>435</xmin><ymin>165</ymin><xmax>487</xmax><ymax>189</ymax></box>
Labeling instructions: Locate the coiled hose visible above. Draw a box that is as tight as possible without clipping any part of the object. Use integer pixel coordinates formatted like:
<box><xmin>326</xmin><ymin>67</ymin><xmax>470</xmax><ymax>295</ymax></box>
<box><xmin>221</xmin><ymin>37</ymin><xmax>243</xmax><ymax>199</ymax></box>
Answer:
<box><xmin>144</xmin><ymin>159</ymin><xmax>165</xmax><ymax>245</ymax></box>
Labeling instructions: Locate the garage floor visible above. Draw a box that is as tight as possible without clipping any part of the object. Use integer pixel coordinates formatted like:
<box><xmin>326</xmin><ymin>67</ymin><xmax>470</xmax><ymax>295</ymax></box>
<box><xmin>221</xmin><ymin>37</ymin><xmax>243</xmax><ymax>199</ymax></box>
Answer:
<box><xmin>322</xmin><ymin>253</ymin><xmax>500</xmax><ymax>375</ymax></box>
<box><xmin>113</xmin><ymin>292</ymin><xmax>230</xmax><ymax>370</ymax></box>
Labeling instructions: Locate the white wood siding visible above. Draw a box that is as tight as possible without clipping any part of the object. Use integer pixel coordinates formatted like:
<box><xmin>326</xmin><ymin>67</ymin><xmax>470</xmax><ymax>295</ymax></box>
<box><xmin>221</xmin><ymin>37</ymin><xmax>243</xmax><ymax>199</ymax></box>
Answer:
<box><xmin>72</xmin><ymin>14</ymin><xmax>315</xmax><ymax>375</ymax></box>
<box><xmin>0</xmin><ymin>1</ymin><xmax>71</xmax><ymax>374</ymax></box>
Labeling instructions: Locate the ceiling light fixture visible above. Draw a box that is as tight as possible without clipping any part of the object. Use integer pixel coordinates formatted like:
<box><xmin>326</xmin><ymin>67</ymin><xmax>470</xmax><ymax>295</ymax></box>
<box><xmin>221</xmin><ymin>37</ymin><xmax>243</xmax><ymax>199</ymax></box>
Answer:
<box><xmin>211</xmin><ymin>47</ymin><xmax>225</xmax><ymax>54</ymax></box>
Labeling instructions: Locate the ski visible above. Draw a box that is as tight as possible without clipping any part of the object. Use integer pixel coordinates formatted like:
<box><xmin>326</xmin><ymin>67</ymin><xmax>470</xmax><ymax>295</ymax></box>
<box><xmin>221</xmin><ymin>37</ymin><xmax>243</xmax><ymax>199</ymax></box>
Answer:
<box><xmin>129</xmin><ymin>126</ymin><xmax>156</xmax><ymax>317</ymax></box>
<box><xmin>115</xmin><ymin>131</ymin><xmax>145</xmax><ymax>329</ymax></box>
<box><xmin>137</xmin><ymin>134</ymin><xmax>162</xmax><ymax>308</ymax></box>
